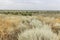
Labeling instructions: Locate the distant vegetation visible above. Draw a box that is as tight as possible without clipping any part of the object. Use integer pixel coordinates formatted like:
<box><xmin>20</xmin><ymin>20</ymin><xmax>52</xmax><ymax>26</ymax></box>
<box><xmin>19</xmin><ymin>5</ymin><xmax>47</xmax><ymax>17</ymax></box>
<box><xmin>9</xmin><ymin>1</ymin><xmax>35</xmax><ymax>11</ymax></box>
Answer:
<box><xmin>0</xmin><ymin>10</ymin><xmax>60</xmax><ymax>16</ymax></box>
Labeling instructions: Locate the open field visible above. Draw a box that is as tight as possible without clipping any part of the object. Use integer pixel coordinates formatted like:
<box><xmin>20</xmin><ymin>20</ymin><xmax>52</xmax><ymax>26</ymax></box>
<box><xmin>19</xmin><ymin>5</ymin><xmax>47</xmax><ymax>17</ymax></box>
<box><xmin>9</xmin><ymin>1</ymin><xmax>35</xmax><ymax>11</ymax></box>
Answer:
<box><xmin>0</xmin><ymin>10</ymin><xmax>60</xmax><ymax>40</ymax></box>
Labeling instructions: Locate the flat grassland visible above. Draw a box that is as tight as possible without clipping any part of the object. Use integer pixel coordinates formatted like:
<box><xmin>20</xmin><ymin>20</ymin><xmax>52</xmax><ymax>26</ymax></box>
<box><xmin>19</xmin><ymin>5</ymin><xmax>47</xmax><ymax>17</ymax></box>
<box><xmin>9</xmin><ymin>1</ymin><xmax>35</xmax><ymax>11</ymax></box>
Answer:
<box><xmin>0</xmin><ymin>10</ymin><xmax>60</xmax><ymax>40</ymax></box>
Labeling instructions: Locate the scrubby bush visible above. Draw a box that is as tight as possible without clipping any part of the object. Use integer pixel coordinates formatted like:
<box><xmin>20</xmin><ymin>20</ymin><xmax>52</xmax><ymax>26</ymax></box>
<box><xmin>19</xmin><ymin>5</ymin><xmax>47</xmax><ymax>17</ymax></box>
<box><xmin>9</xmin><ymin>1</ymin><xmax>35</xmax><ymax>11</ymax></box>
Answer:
<box><xmin>18</xmin><ymin>18</ymin><xmax>59</xmax><ymax>40</ymax></box>
<box><xmin>18</xmin><ymin>26</ymin><xmax>59</xmax><ymax>40</ymax></box>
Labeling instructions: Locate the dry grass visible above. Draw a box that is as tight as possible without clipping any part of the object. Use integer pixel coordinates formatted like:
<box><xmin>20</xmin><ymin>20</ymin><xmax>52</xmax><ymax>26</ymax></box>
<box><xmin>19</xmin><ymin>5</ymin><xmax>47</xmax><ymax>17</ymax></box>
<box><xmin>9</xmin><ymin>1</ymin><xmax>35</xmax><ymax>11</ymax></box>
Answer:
<box><xmin>18</xmin><ymin>27</ymin><xmax>59</xmax><ymax>40</ymax></box>
<box><xmin>0</xmin><ymin>14</ymin><xmax>60</xmax><ymax>40</ymax></box>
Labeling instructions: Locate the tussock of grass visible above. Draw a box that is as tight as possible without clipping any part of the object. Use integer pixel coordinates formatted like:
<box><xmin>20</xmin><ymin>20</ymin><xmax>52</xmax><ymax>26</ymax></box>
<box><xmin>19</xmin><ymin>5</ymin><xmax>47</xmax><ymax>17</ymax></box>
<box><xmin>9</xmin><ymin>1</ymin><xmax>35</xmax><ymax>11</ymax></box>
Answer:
<box><xmin>18</xmin><ymin>27</ymin><xmax>59</xmax><ymax>40</ymax></box>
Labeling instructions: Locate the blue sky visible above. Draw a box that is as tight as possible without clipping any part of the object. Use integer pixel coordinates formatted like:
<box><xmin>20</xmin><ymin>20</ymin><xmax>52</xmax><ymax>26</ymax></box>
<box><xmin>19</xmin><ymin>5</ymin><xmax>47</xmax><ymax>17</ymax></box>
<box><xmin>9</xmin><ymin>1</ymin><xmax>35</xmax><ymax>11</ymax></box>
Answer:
<box><xmin>0</xmin><ymin>0</ymin><xmax>60</xmax><ymax>10</ymax></box>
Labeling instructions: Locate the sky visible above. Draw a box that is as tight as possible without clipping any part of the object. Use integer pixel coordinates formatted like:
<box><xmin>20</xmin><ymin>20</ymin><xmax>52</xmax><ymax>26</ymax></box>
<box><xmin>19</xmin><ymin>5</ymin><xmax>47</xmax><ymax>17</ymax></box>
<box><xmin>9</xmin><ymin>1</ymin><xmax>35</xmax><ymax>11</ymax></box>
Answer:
<box><xmin>0</xmin><ymin>0</ymin><xmax>60</xmax><ymax>10</ymax></box>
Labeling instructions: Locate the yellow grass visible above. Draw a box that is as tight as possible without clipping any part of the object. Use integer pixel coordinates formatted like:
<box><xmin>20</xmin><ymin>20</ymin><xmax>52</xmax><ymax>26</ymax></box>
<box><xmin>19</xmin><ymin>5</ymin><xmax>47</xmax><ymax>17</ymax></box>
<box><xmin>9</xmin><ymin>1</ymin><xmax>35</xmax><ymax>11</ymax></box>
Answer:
<box><xmin>0</xmin><ymin>14</ymin><xmax>60</xmax><ymax>40</ymax></box>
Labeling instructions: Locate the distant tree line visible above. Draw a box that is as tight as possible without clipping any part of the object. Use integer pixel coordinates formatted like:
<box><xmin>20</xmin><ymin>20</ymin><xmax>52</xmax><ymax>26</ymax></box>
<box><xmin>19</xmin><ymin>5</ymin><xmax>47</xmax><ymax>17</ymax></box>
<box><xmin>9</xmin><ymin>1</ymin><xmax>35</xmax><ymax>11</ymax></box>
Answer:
<box><xmin>0</xmin><ymin>10</ymin><xmax>60</xmax><ymax>16</ymax></box>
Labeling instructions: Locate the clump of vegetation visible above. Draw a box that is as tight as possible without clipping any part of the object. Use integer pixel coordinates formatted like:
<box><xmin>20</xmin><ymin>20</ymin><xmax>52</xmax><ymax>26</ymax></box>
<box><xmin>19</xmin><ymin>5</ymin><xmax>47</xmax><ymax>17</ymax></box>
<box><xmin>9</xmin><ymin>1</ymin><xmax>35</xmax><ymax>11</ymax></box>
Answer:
<box><xmin>18</xmin><ymin>26</ymin><xmax>59</xmax><ymax>40</ymax></box>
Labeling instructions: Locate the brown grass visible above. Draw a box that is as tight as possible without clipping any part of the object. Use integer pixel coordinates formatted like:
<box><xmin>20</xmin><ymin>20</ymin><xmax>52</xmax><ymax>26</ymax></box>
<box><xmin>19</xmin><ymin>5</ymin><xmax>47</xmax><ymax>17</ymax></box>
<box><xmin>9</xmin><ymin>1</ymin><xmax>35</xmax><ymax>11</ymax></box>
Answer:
<box><xmin>0</xmin><ymin>14</ymin><xmax>60</xmax><ymax>40</ymax></box>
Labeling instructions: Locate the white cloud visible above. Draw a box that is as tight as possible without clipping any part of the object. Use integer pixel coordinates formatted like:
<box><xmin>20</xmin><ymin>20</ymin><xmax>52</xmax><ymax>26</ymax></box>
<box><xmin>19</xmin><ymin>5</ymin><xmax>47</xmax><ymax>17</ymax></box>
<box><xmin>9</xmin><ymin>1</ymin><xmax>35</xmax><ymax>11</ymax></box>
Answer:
<box><xmin>0</xmin><ymin>0</ymin><xmax>60</xmax><ymax>10</ymax></box>
<box><xmin>0</xmin><ymin>0</ymin><xmax>13</xmax><ymax>5</ymax></box>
